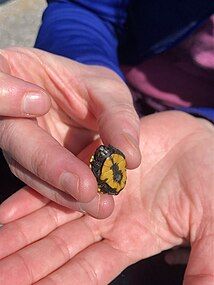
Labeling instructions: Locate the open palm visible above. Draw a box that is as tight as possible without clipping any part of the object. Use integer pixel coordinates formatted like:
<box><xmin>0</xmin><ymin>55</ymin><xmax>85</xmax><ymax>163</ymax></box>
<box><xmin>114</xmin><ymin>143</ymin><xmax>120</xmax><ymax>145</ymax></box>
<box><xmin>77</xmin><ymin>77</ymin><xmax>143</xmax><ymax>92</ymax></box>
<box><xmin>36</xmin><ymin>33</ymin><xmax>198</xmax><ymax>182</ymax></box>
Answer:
<box><xmin>0</xmin><ymin>111</ymin><xmax>213</xmax><ymax>285</ymax></box>
<box><xmin>0</xmin><ymin>47</ymin><xmax>140</xmax><ymax>217</ymax></box>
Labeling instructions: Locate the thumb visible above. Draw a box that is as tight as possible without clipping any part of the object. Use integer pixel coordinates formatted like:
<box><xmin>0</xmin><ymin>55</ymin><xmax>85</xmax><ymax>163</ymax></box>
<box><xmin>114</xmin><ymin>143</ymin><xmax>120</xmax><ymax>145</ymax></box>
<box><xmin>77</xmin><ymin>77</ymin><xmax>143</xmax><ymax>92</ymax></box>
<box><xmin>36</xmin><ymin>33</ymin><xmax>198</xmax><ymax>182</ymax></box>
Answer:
<box><xmin>0</xmin><ymin>71</ymin><xmax>51</xmax><ymax>117</ymax></box>
<box><xmin>84</xmin><ymin>66</ymin><xmax>141</xmax><ymax>169</ymax></box>
<box><xmin>184</xmin><ymin>234</ymin><xmax>214</xmax><ymax>285</ymax></box>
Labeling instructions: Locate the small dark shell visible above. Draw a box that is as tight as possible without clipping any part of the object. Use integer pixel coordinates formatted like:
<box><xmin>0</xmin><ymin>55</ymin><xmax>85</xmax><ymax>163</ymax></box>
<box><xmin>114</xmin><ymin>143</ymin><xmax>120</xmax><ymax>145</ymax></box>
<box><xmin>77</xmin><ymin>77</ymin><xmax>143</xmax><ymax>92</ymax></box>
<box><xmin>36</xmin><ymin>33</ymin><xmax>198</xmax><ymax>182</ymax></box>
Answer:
<box><xmin>90</xmin><ymin>145</ymin><xmax>127</xmax><ymax>195</ymax></box>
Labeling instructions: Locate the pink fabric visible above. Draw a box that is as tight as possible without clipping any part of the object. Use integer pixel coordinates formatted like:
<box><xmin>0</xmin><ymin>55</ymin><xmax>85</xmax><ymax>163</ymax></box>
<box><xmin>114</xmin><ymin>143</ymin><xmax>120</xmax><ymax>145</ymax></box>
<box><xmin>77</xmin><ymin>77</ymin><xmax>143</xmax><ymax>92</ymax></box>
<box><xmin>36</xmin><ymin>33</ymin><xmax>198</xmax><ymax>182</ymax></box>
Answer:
<box><xmin>122</xmin><ymin>16</ymin><xmax>214</xmax><ymax>110</ymax></box>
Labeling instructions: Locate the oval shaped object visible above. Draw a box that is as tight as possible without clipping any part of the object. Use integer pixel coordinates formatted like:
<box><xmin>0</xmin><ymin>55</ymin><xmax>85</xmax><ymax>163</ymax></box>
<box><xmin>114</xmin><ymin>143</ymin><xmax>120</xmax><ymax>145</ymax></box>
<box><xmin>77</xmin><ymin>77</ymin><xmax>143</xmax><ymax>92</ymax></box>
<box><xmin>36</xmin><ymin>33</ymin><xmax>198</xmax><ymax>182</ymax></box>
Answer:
<box><xmin>90</xmin><ymin>145</ymin><xmax>127</xmax><ymax>195</ymax></box>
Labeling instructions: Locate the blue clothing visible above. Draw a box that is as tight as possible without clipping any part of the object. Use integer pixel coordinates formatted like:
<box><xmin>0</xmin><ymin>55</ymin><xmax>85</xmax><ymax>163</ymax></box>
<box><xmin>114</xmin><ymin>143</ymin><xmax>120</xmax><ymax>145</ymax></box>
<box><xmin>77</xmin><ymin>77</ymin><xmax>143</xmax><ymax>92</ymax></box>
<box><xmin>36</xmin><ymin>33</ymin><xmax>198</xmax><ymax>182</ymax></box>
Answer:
<box><xmin>35</xmin><ymin>0</ymin><xmax>214</xmax><ymax>122</ymax></box>
<box><xmin>36</xmin><ymin>0</ymin><xmax>128</xmax><ymax>78</ymax></box>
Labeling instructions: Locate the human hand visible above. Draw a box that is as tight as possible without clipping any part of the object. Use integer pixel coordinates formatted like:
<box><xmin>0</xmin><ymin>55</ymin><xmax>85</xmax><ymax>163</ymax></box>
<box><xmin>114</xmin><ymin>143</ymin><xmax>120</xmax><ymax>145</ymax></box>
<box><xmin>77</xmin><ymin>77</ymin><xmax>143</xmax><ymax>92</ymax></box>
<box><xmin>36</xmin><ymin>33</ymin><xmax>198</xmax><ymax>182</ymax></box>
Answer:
<box><xmin>0</xmin><ymin>111</ymin><xmax>213</xmax><ymax>285</ymax></box>
<box><xmin>0</xmin><ymin>47</ymin><xmax>141</xmax><ymax>218</ymax></box>
<box><xmin>0</xmin><ymin>53</ymin><xmax>51</xmax><ymax>117</ymax></box>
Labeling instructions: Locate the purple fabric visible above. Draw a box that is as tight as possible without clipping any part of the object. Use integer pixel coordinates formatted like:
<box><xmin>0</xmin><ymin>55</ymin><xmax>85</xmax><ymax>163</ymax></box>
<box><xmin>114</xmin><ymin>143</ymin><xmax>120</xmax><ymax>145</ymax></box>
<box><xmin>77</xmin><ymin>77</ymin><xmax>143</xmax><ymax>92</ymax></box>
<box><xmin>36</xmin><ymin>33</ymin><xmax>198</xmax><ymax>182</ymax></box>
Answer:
<box><xmin>122</xmin><ymin>16</ymin><xmax>214</xmax><ymax>121</ymax></box>
<box><xmin>36</xmin><ymin>2</ymin><xmax>214</xmax><ymax>121</ymax></box>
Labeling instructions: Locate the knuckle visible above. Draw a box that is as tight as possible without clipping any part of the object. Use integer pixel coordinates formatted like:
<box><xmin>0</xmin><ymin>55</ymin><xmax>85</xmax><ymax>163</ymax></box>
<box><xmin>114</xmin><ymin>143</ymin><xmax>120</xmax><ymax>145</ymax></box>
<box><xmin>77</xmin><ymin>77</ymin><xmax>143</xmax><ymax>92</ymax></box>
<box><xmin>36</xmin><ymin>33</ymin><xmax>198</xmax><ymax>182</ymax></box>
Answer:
<box><xmin>48</xmin><ymin>234</ymin><xmax>71</xmax><ymax>261</ymax></box>
<box><xmin>30</xmin><ymin>147</ymin><xmax>49</xmax><ymax>179</ymax></box>
<box><xmin>77</xmin><ymin>257</ymin><xmax>98</xmax><ymax>285</ymax></box>
<box><xmin>0</xmin><ymin>119</ymin><xmax>17</xmax><ymax>151</ymax></box>
<box><xmin>5</xmin><ymin>156</ymin><xmax>23</xmax><ymax>181</ymax></box>
<box><xmin>7</xmin><ymin>159</ymin><xmax>18</xmax><ymax>177</ymax></box>
<box><xmin>16</xmin><ymin>252</ymin><xmax>33</xmax><ymax>284</ymax></box>
<box><xmin>112</xmin><ymin>102</ymin><xmax>138</xmax><ymax>118</ymax></box>
<box><xmin>104</xmin><ymin>78</ymin><xmax>132</xmax><ymax>99</ymax></box>
<box><xmin>99</xmin><ymin>102</ymin><xmax>139</xmax><ymax>130</ymax></box>
<box><xmin>14</xmin><ymin>221</ymin><xmax>30</xmax><ymax>245</ymax></box>
<box><xmin>46</xmin><ymin>206</ymin><xmax>59</xmax><ymax>228</ymax></box>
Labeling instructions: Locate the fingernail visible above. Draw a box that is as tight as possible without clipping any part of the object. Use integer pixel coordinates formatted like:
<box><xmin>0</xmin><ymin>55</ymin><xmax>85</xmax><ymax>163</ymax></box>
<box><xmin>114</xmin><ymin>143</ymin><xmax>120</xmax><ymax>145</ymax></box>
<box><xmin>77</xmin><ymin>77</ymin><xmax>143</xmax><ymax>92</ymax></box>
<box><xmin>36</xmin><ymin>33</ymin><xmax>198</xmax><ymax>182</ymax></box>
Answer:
<box><xmin>123</xmin><ymin>132</ymin><xmax>139</xmax><ymax>150</ymax></box>
<box><xmin>59</xmin><ymin>172</ymin><xmax>80</xmax><ymax>198</ymax></box>
<box><xmin>22</xmin><ymin>92</ymin><xmax>50</xmax><ymax>115</ymax></box>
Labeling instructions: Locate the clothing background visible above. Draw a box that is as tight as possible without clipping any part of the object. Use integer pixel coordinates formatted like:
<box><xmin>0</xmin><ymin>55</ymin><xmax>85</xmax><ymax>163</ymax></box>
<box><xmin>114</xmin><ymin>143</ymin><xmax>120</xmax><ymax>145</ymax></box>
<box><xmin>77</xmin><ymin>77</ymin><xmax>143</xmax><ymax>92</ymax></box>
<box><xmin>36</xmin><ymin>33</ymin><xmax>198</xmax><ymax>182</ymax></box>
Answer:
<box><xmin>36</xmin><ymin>1</ymin><xmax>214</xmax><ymax>121</ymax></box>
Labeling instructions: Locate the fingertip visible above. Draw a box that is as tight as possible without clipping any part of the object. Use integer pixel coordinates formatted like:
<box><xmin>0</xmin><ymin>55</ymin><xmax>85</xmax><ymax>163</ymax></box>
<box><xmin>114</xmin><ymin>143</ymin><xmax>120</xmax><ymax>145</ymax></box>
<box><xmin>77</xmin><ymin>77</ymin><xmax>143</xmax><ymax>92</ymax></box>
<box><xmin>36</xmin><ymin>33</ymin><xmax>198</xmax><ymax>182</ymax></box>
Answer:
<box><xmin>122</xmin><ymin>144</ymin><xmax>142</xmax><ymax>169</ymax></box>
<box><xmin>60</xmin><ymin>167</ymin><xmax>98</xmax><ymax>203</ymax></box>
<box><xmin>126</xmin><ymin>151</ymin><xmax>141</xmax><ymax>169</ymax></box>
<box><xmin>122</xmin><ymin>132</ymin><xmax>141</xmax><ymax>167</ymax></box>
<box><xmin>0</xmin><ymin>200</ymin><xmax>15</xmax><ymax>224</ymax></box>
<box><xmin>39</xmin><ymin>92</ymin><xmax>52</xmax><ymax>115</ymax></box>
<box><xmin>112</xmin><ymin>133</ymin><xmax>141</xmax><ymax>169</ymax></box>
<box><xmin>0</xmin><ymin>187</ymin><xmax>49</xmax><ymax>224</ymax></box>
<box><xmin>22</xmin><ymin>91</ymin><xmax>51</xmax><ymax>116</ymax></box>
<box><xmin>96</xmin><ymin>194</ymin><xmax>114</xmax><ymax>219</ymax></box>
<box><xmin>80</xmin><ymin>194</ymin><xmax>114</xmax><ymax>219</ymax></box>
<box><xmin>101</xmin><ymin>121</ymin><xmax>141</xmax><ymax>169</ymax></box>
<box><xmin>79</xmin><ymin>171</ymin><xmax>98</xmax><ymax>203</ymax></box>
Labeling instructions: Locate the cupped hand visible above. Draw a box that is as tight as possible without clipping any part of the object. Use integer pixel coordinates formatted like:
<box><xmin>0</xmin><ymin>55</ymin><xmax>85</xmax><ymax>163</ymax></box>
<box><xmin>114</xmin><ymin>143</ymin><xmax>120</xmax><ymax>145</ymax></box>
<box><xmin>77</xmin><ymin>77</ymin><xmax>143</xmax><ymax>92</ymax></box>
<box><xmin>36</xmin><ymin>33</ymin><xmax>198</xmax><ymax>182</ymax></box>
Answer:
<box><xmin>0</xmin><ymin>47</ymin><xmax>141</xmax><ymax>217</ymax></box>
<box><xmin>0</xmin><ymin>111</ymin><xmax>213</xmax><ymax>285</ymax></box>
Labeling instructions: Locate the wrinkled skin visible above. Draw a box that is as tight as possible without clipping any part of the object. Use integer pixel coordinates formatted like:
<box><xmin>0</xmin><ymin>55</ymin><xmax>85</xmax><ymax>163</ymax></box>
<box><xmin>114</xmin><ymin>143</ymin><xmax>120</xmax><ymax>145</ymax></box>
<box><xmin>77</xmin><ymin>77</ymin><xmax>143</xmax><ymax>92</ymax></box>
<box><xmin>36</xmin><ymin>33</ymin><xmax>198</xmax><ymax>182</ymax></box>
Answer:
<box><xmin>0</xmin><ymin>111</ymin><xmax>213</xmax><ymax>285</ymax></box>
<box><xmin>0</xmin><ymin>47</ymin><xmax>141</xmax><ymax>218</ymax></box>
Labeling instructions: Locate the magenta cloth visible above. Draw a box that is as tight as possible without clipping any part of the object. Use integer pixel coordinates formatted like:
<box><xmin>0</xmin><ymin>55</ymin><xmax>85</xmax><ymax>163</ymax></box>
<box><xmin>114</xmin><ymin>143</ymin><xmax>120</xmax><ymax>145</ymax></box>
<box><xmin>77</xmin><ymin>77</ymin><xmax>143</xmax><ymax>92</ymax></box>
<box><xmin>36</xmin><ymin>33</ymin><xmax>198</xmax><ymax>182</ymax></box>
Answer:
<box><xmin>122</xmin><ymin>16</ymin><xmax>214</xmax><ymax>115</ymax></box>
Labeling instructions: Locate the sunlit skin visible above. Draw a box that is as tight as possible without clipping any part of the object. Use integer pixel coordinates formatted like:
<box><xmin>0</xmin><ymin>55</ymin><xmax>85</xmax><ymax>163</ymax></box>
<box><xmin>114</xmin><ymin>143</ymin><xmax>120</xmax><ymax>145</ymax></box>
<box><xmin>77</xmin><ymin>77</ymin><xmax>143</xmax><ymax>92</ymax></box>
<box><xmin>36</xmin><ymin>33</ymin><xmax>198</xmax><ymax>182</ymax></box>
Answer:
<box><xmin>0</xmin><ymin>111</ymin><xmax>213</xmax><ymax>285</ymax></box>
<box><xmin>0</xmin><ymin>47</ymin><xmax>141</xmax><ymax>218</ymax></box>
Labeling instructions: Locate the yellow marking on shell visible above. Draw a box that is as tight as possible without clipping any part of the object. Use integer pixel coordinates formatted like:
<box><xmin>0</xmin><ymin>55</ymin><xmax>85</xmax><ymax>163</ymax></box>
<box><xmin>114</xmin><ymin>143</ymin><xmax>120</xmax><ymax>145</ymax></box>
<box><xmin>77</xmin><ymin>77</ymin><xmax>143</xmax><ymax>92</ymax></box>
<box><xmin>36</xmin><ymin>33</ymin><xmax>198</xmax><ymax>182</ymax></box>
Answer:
<box><xmin>96</xmin><ymin>150</ymin><xmax>127</xmax><ymax>194</ymax></box>
<box><xmin>101</xmin><ymin>168</ymin><xmax>113</xmax><ymax>183</ymax></box>
<box><xmin>122</xmin><ymin>169</ymin><xmax>127</xmax><ymax>181</ymax></box>
<box><xmin>112</xmin><ymin>180</ymin><xmax>118</xmax><ymax>189</ymax></box>
<box><xmin>103</xmin><ymin>157</ymin><xmax>112</xmax><ymax>167</ymax></box>
<box><xmin>118</xmin><ymin>155</ymin><xmax>124</xmax><ymax>163</ymax></box>
<box><xmin>119</xmin><ymin>171</ymin><xmax>126</xmax><ymax>189</ymax></box>
<box><xmin>107</xmin><ymin>179</ymin><xmax>117</xmax><ymax>190</ymax></box>
<box><xmin>100</xmin><ymin>157</ymin><xmax>113</xmax><ymax>182</ymax></box>
<box><xmin>116</xmin><ymin>186</ymin><xmax>121</xmax><ymax>192</ymax></box>
<box><xmin>102</xmin><ymin>165</ymin><xmax>112</xmax><ymax>174</ymax></box>
<box><xmin>112</xmin><ymin>154</ymin><xmax>121</xmax><ymax>164</ymax></box>
<box><xmin>111</xmin><ymin>154</ymin><xmax>117</xmax><ymax>163</ymax></box>
<box><xmin>118</xmin><ymin>159</ymin><xmax>126</xmax><ymax>169</ymax></box>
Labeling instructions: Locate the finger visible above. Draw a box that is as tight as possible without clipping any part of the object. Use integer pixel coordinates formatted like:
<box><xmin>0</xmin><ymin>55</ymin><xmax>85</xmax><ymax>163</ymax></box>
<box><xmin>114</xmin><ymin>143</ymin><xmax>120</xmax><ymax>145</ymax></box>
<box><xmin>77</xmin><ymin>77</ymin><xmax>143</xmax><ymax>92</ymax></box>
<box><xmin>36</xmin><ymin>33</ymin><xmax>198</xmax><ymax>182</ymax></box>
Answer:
<box><xmin>3</xmin><ymin>155</ymin><xmax>114</xmax><ymax>219</ymax></box>
<box><xmin>36</xmin><ymin>241</ymin><xmax>131</xmax><ymax>285</ymax></box>
<box><xmin>0</xmin><ymin>203</ymin><xmax>82</xmax><ymax>260</ymax></box>
<box><xmin>0</xmin><ymin>118</ymin><xmax>97</xmax><ymax>203</ymax></box>
<box><xmin>83</xmin><ymin>67</ymin><xmax>141</xmax><ymax>169</ymax></box>
<box><xmin>0</xmin><ymin>72</ymin><xmax>51</xmax><ymax>117</ymax></box>
<box><xmin>0</xmin><ymin>216</ymin><xmax>101</xmax><ymax>285</ymax></box>
<box><xmin>0</xmin><ymin>186</ymin><xmax>49</xmax><ymax>224</ymax></box>
<box><xmin>184</xmin><ymin>235</ymin><xmax>214</xmax><ymax>285</ymax></box>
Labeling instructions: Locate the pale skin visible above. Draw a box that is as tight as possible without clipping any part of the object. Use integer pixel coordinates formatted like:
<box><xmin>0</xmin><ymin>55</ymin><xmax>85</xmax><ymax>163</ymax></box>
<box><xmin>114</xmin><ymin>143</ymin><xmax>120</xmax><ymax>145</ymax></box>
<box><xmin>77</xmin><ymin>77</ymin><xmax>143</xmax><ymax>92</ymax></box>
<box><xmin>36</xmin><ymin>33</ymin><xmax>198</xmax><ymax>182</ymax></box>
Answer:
<box><xmin>0</xmin><ymin>47</ymin><xmax>141</xmax><ymax>218</ymax></box>
<box><xmin>0</xmin><ymin>48</ymin><xmax>212</xmax><ymax>284</ymax></box>
<box><xmin>0</xmin><ymin>111</ymin><xmax>213</xmax><ymax>285</ymax></box>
